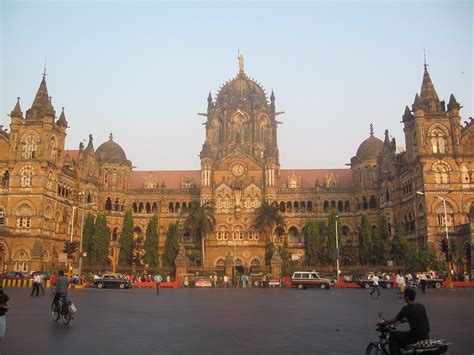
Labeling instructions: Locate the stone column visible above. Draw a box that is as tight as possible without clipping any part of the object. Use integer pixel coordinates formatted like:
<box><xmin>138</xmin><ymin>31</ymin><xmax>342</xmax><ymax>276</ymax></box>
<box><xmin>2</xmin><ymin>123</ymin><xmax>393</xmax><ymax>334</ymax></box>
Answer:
<box><xmin>224</xmin><ymin>252</ymin><xmax>234</xmax><ymax>284</ymax></box>
<box><xmin>270</xmin><ymin>248</ymin><xmax>282</xmax><ymax>280</ymax></box>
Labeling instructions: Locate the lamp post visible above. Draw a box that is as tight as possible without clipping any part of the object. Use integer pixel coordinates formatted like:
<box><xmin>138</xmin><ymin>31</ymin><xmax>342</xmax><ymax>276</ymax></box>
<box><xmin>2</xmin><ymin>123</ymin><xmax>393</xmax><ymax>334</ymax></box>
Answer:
<box><xmin>77</xmin><ymin>191</ymin><xmax>86</xmax><ymax>281</ymax></box>
<box><xmin>335</xmin><ymin>214</ymin><xmax>340</xmax><ymax>282</ymax></box>
<box><xmin>68</xmin><ymin>205</ymin><xmax>79</xmax><ymax>279</ymax></box>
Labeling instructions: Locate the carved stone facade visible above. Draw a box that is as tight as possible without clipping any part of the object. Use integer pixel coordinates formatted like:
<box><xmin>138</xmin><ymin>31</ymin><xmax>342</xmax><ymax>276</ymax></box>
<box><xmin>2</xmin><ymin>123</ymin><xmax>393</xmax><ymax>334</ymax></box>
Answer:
<box><xmin>0</xmin><ymin>62</ymin><xmax>473</xmax><ymax>274</ymax></box>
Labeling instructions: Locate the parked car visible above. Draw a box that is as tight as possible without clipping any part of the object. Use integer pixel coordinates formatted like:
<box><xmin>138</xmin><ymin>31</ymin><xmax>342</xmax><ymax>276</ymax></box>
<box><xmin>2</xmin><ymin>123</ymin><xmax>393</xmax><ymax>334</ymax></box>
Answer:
<box><xmin>195</xmin><ymin>277</ymin><xmax>212</xmax><ymax>288</ymax></box>
<box><xmin>356</xmin><ymin>275</ymin><xmax>394</xmax><ymax>289</ymax></box>
<box><xmin>2</xmin><ymin>271</ymin><xmax>29</xmax><ymax>279</ymax></box>
<box><xmin>291</xmin><ymin>271</ymin><xmax>332</xmax><ymax>290</ymax></box>
<box><xmin>416</xmin><ymin>273</ymin><xmax>444</xmax><ymax>289</ymax></box>
<box><xmin>93</xmin><ymin>274</ymin><xmax>132</xmax><ymax>289</ymax></box>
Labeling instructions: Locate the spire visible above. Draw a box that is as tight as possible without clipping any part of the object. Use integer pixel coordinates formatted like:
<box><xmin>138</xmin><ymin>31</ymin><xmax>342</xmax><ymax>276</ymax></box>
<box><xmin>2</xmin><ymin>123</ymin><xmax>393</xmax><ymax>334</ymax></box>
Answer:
<box><xmin>369</xmin><ymin>123</ymin><xmax>374</xmax><ymax>136</ymax></box>
<box><xmin>420</xmin><ymin>65</ymin><xmax>440</xmax><ymax>103</ymax></box>
<box><xmin>270</xmin><ymin>90</ymin><xmax>275</xmax><ymax>112</ymax></box>
<box><xmin>109</xmin><ymin>132</ymin><xmax>114</xmax><ymax>141</ymax></box>
<box><xmin>384</xmin><ymin>129</ymin><xmax>390</xmax><ymax>143</ymax></box>
<box><xmin>11</xmin><ymin>97</ymin><xmax>23</xmax><ymax>118</ymax></box>
<box><xmin>402</xmin><ymin>105</ymin><xmax>414</xmax><ymax>121</ymax></box>
<box><xmin>57</xmin><ymin>107</ymin><xmax>67</xmax><ymax>127</ymax></box>
<box><xmin>85</xmin><ymin>134</ymin><xmax>94</xmax><ymax>152</ymax></box>
<box><xmin>26</xmin><ymin>75</ymin><xmax>55</xmax><ymax>119</ymax></box>
<box><xmin>412</xmin><ymin>93</ymin><xmax>421</xmax><ymax>110</ymax></box>
<box><xmin>447</xmin><ymin>94</ymin><xmax>460</xmax><ymax>111</ymax></box>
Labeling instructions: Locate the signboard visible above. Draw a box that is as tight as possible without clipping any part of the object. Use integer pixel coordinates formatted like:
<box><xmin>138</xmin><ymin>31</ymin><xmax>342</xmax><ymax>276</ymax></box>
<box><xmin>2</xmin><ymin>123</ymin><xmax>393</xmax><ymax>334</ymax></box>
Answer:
<box><xmin>58</xmin><ymin>253</ymin><xmax>68</xmax><ymax>263</ymax></box>
<box><xmin>291</xmin><ymin>254</ymin><xmax>302</xmax><ymax>261</ymax></box>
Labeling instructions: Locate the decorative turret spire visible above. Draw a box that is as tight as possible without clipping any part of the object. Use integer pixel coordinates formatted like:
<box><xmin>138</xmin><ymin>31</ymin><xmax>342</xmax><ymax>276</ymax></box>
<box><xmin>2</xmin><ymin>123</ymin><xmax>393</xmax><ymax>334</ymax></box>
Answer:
<box><xmin>207</xmin><ymin>91</ymin><xmax>213</xmax><ymax>110</ymax></box>
<box><xmin>57</xmin><ymin>107</ymin><xmax>68</xmax><ymax>127</ymax></box>
<box><xmin>412</xmin><ymin>93</ymin><xmax>421</xmax><ymax>110</ymax></box>
<box><xmin>270</xmin><ymin>90</ymin><xmax>275</xmax><ymax>112</ymax></box>
<box><xmin>447</xmin><ymin>94</ymin><xmax>460</xmax><ymax>111</ymax></box>
<box><xmin>85</xmin><ymin>134</ymin><xmax>94</xmax><ymax>151</ymax></box>
<box><xmin>369</xmin><ymin>123</ymin><xmax>374</xmax><ymax>136</ymax></box>
<box><xmin>402</xmin><ymin>106</ymin><xmax>414</xmax><ymax>121</ymax></box>
<box><xmin>420</xmin><ymin>65</ymin><xmax>440</xmax><ymax>103</ymax></box>
<box><xmin>26</xmin><ymin>75</ymin><xmax>55</xmax><ymax>120</ymax></box>
<box><xmin>11</xmin><ymin>97</ymin><xmax>23</xmax><ymax>118</ymax></box>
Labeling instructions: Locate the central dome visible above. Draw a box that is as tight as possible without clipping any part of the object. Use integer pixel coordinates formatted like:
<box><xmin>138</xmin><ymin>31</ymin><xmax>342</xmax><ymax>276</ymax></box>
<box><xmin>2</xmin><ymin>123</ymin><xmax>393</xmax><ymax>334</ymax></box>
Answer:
<box><xmin>216</xmin><ymin>72</ymin><xmax>268</xmax><ymax>106</ymax></box>
<box><xmin>96</xmin><ymin>134</ymin><xmax>130</xmax><ymax>165</ymax></box>
<box><xmin>356</xmin><ymin>134</ymin><xmax>384</xmax><ymax>162</ymax></box>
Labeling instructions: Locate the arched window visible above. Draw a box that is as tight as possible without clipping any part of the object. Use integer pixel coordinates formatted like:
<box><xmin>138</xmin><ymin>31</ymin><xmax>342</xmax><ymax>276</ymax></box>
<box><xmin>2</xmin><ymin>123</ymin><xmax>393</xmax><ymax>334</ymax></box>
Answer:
<box><xmin>115</xmin><ymin>199</ymin><xmax>121</xmax><ymax>211</ymax></box>
<box><xmin>337</xmin><ymin>201</ymin><xmax>343</xmax><ymax>212</ymax></box>
<box><xmin>369</xmin><ymin>195</ymin><xmax>377</xmax><ymax>209</ymax></box>
<box><xmin>20</xmin><ymin>168</ymin><xmax>34</xmax><ymax>188</ymax></box>
<box><xmin>2</xmin><ymin>170</ymin><xmax>10</xmax><ymax>189</ymax></box>
<box><xmin>145</xmin><ymin>202</ymin><xmax>151</xmax><ymax>214</ymax></box>
<box><xmin>50</xmin><ymin>137</ymin><xmax>57</xmax><ymax>163</ymax></box>
<box><xmin>105</xmin><ymin>197</ymin><xmax>112</xmax><ymax>211</ymax></box>
<box><xmin>13</xmin><ymin>249</ymin><xmax>30</xmax><ymax>272</ymax></box>
<box><xmin>344</xmin><ymin>201</ymin><xmax>350</xmax><ymax>212</ymax></box>
<box><xmin>21</xmin><ymin>134</ymin><xmax>38</xmax><ymax>159</ymax></box>
<box><xmin>429</xmin><ymin>127</ymin><xmax>447</xmax><ymax>154</ymax></box>
<box><xmin>47</xmin><ymin>171</ymin><xmax>54</xmax><ymax>190</ymax></box>
<box><xmin>307</xmin><ymin>201</ymin><xmax>313</xmax><ymax>212</ymax></box>
<box><xmin>461</xmin><ymin>165</ymin><xmax>470</xmax><ymax>185</ymax></box>
<box><xmin>341</xmin><ymin>225</ymin><xmax>351</xmax><ymax>239</ymax></box>
<box><xmin>16</xmin><ymin>203</ymin><xmax>33</xmax><ymax>229</ymax></box>
<box><xmin>233</xmin><ymin>226</ymin><xmax>243</xmax><ymax>240</ymax></box>
<box><xmin>433</xmin><ymin>163</ymin><xmax>450</xmax><ymax>185</ymax></box>
<box><xmin>362</xmin><ymin>196</ymin><xmax>368</xmax><ymax>210</ymax></box>
<box><xmin>288</xmin><ymin>226</ymin><xmax>299</xmax><ymax>243</ymax></box>
<box><xmin>215</xmin><ymin>257</ymin><xmax>225</xmax><ymax>267</ymax></box>
<box><xmin>132</xmin><ymin>202</ymin><xmax>138</xmax><ymax>213</ymax></box>
<box><xmin>168</xmin><ymin>202</ymin><xmax>174</xmax><ymax>213</ymax></box>
<box><xmin>436</xmin><ymin>202</ymin><xmax>454</xmax><ymax>229</ymax></box>
<box><xmin>274</xmin><ymin>226</ymin><xmax>285</xmax><ymax>242</ymax></box>
<box><xmin>138</xmin><ymin>202</ymin><xmax>144</xmax><ymax>213</ymax></box>
<box><xmin>152</xmin><ymin>202</ymin><xmax>158</xmax><ymax>213</ymax></box>
<box><xmin>112</xmin><ymin>227</ymin><xmax>119</xmax><ymax>241</ymax></box>
<box><xmin>300</xmin><ymin>201</ymin><xmax>306</xmax><ymax>213</ymax></box>
<box><xmin>323</xmin><ymin>201</ymin><xmax>329</xmax><ymax>213</ymax></box>
<box><xmin>279</xmin><ymin>201</ymin><xmax>285</xmax><ymax>212</ymax></box>
<box><xmin>0</xmin><ymin>207</ymin><xmax>5</xmax><ymax>225</ymax></box>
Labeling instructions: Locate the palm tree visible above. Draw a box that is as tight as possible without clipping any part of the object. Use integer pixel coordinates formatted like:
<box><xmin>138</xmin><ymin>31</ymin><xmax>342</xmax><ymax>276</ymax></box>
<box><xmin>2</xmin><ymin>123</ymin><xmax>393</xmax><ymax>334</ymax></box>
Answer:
<box><xmin>255</xmin><ymin>201</ymin><xmax>285</xmax><ymax>243</ymax></box>
<box><xmin>184</xmin><ymin>200</ymin><xmax>216</xmax><ymax>265</ymax></box>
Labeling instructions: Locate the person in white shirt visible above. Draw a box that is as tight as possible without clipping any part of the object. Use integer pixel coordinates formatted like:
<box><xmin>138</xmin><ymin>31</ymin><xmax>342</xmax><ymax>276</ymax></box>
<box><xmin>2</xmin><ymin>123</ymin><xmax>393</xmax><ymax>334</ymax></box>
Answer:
<box><xmin>38</xmin><ymin>273</ymin><xmax>45</xmax><ymax>295</ymax></box>
<box><xmin>30</xmin><ymin>273</ymin><xmax>42</xmax><ymax>296</ymax></box>
<box><xmin>419</xmin><ymin>273</ymin><xmax>428</xmax><ymax>293</ymax></box>
<box><xmin>370</xmin><ymin>274</ymin><xmax>381</xmax><ymax>298</ymax></box>
<box><xmin>395</xmin><ymin>272</ymin><xmax>406</xmax><ymax>298</ymax></box>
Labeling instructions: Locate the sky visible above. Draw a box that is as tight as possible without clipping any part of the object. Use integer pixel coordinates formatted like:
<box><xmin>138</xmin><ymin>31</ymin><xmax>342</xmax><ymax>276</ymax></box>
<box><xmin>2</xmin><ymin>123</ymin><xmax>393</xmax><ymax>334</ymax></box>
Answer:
<box><xmin>1</xmin><ymin>0</ymin><xmax>472</xmax><ymax>171</ymax></box>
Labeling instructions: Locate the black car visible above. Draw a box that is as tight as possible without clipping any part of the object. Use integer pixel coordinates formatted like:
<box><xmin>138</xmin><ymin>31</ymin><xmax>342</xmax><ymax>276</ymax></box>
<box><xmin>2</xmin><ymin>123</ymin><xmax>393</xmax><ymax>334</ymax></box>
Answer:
<box><xmin>356</xmin><ymin>275</ymin><xmax>394</xmax><ymax>289</ymax></box>
<box><xmin>93</xmin><ymin>274</ymin><xmax>132</xmax><ymax>289</ymax></box>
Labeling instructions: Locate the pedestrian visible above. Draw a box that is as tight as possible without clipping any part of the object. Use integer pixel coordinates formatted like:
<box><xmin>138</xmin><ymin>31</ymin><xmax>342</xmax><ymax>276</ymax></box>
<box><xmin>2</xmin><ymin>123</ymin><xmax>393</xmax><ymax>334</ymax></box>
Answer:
<box><xmin>50</xmin><ymin>272</ymin><xmax>57</xmax><ymax>293</ymax></box>
<box><xmin>464</xmin><ymin>272</ymin><xmax>470</xmax><ymax>282</ymax></box>
<box><xmin>166</xmin><ymin>274</ymin><xmax>171</xmax><ymax>283</ymax></box>
<box><xmin>213</xmin><ymin>274</ymin><xmax>218</xmax><ymax>288</ymax></box>
<box><xmin>395</xmin><ymin>272</ymin><xmax>406</xmax><ymax>298</ymax></box>
<box><xmin>0</xmin><ymin>285</ymin><xmax>10</xmax><ymax>344</ymax></box>
<box><xmin>31</xmin><ymin>273</ymin><xmax>41</xmax><ymax>296</ymax></box>
<box><xmin>242</xmin><ymin>274</ymin><xmax>249</xmax><ymax>288</ymax></box>
<box><xmin>223</xmin><ymin>275</ymin><xmax>228</xmax><ymax>288</ymax></box>
<box><xmin>38</xmin><ymin>273</ymin><xmax>45</xmax><ymax>295</ymax></box>
<box><xmin>370</xmin><ymin>274</ymin><xmax>381</xmax><ymax>298</ymax></box>
<box><xmin>154</xmin><ymin>273</ymin><xmax>162</xmax><ymax>295</ymax></box>
<box><xmin>450</xmin><ymin>268</ymin><xmax>455</xmax><ymax>280</ymax></box>
<box><xmin>419</xmin><ymin>273</ymin><xmax>427</xmax><ymax>293</ymax></box>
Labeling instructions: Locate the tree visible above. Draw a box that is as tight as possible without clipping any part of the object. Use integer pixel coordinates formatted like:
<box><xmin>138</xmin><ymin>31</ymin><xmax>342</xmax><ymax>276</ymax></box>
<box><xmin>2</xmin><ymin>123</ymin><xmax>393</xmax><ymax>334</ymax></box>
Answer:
<box><xmin>144</xmin><ymin>214</ymin><xmax>159</xmax><ymax>267</ymax></box>
<box><xmin>184</xmin><ymin>200</ymin><xmax>216</xmax><ymax>265</ymax></box>
<box><xmin>372</xmin><ymin>214</ymin><xmax>391</xmax><ymax>265</ymax></box>
<box><xmin>303</xmin><ymin>219</ymin><xmax>323</xmax><ymax>266</ymax></box>
<box><xmin>255</xmin><ymin>201</ymin><xmax>285</xmax><ymax>244</ymax></box>
<box><xmin>265</xmin><ymin>242</ymin><xmax>275</xmax><ymax>266</ymax></box>
<box><xmin>405</xmin><ymin>250</ymin><xmax>446</xmax><ymax>273</ymax></box>
<box><xmin>119</xmin><ymin>210</ymin><xmax>134</xmax><ymax>266</ymax></box>
<box><xmin>90</xmin><ymin>214</ymin><xmax>110</xmax><ymax>265</ymax></box>
<box><xmin>132</xmin><ymin>235</ymin><xmax>146</xmax><ymax>270</ymax></box>
<box><xmin>163</xmin><ymin>221</ymin><xmax>180</xmax><ymax>267</ymax></box>
<box><xmin>327</xmin><ymin>210</ymin><xmax>341</xmax><ymax>264</ymax></box>
<box><xmin>390</xmin><ymin>226</ymin><xmax>410</xmax><ymax>265</ymax></box>
<box><xmin>358</xmin><ymin>214</ymin><xmax>372</xmax><ymax>265</ymax></box>
<box><xmin>82</xmin><ymin>213</ymin><xmax>95</xmax><ymax>264</ymax></box>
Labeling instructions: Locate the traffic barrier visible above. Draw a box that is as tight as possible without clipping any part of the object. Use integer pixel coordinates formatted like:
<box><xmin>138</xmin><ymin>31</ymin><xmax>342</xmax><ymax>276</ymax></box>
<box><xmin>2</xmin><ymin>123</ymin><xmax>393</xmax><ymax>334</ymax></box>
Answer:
<box><xmin>2</xmin><ymin>279</ymin><xmax>51</xmax><ymax>288</ymax></box>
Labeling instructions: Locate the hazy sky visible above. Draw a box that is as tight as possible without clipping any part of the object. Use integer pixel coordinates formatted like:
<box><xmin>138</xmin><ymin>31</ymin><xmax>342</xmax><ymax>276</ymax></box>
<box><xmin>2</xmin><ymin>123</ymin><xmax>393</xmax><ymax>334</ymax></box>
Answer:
<box><xmin>1</xmin><ymin>1</ymin><xmax>472</xmax><ymax>171</ymax></box>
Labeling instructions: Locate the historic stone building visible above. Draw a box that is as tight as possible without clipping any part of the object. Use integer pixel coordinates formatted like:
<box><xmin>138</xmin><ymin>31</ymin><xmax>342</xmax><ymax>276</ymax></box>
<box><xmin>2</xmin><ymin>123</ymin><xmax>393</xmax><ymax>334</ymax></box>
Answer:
<box><xmin>0</xmin><ymin>59</ymin><xmax>473</xmax><ymax>275</ymax></box>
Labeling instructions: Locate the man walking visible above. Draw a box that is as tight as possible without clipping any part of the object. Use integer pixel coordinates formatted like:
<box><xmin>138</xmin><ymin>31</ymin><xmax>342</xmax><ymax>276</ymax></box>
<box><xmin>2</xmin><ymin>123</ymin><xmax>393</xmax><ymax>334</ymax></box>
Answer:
<box><xmin>0</xmin><ymin>286</ymin><xmax>10</xmax><ymax>344</ymax></box>
<box><xmin>31</xmin><ymin>273</ymin><xmax>41</xmax><ymax>296</ymax></box>
<box><xmin>38</xmin><ymin>273</ymin><xmax>45</xmax><ymax>295</ymax></box>
<box><xmin>419</xmin><ymin>273</ymin><xmax>427</xmax><ymax>293</ymax></box>
<box><xmin>154</xmin><ymin>273</ymin><xmax>162</xmax><ymax>295</ymax></box>
<box><xmin>396</xmin><ymin>272</ymin><xmax>406</xmax><ymax>299</ymax></box>
<box><xmin>370</xmin><ymin>274</ymin><xmax>381</xmax><ymax>298</ymax></box>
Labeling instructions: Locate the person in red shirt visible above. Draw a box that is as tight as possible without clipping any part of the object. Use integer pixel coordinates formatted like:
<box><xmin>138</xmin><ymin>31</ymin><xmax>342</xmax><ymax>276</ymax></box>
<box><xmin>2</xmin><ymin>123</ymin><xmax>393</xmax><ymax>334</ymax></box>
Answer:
<box><xmin>50</xmin><ymin>272</ymin><xmax>57</xmax><ymax>293</ymax></box>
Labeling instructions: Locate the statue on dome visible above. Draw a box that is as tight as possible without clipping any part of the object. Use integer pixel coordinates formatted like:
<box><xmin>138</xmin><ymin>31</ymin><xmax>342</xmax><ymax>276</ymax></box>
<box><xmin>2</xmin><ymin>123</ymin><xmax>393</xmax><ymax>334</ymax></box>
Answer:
<box><xmin>238</xmin><ymin>51</ymin><xmax>244</xmax><ymax>72</ymax></box>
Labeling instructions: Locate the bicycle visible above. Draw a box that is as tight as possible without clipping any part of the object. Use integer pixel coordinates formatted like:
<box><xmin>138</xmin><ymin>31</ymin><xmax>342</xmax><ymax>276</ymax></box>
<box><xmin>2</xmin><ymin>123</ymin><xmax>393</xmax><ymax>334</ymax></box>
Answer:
<box><xmin>366</xmin><ymin>314</ymin><xmax>450</xmax><ymax>354</ymax></box>
<box><xmin>51</xmin><ymin>294</ymin><xmax>77</xmax><ymax>325</ymax></box>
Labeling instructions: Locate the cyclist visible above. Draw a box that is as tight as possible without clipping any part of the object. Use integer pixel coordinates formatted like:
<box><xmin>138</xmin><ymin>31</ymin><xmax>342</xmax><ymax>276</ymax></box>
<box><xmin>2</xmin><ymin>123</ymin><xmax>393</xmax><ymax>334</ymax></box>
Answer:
<box><xmin>53</xmin><ymin>270</ymin><xmax>69</xmax><ymax>311</ymax></box>
<box><xmin>378</xmin><ymin>288</ymin><xmax>430</xmax><ymax>355</ymax></box>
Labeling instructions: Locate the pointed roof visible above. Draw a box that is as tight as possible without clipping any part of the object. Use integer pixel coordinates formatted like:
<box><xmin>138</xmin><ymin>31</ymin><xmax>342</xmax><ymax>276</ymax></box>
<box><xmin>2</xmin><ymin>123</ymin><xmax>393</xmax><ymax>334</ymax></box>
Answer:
<box><xmin>402</xmin><ymin>106</ymin><xmax>414</xmax><ymax>121</ymax></box>
<box><xmin>11</xmin><ymin>97</ymin><xmax>23</xmax><ymax>118</ymax></box>
<box><xmin>26</xmin><ymin>75</ymin><xmax>55</xmax><ymax>119</ymax></box>
<box><xmin>447</xmin><ymin>94</ymin><xmax>460</xmax><ymax>111</ymax></box>
<box><xmin>57</xmin><ymin>107</ymin><xmax>68</xmax><ymax>127</ymax></box>
<box><xmin>420</xmin><ymin>66</ymin><xmax>440</xmax><ymax>103</ymax></box>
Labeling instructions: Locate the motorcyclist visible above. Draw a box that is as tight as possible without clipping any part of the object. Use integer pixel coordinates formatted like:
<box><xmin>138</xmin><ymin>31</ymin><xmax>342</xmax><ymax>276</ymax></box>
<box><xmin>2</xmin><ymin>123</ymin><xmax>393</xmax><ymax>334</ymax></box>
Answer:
<box><xmin>378</xmin><ymin>288</ymin><xmax>430</xmax><ymax>355</ymax></box>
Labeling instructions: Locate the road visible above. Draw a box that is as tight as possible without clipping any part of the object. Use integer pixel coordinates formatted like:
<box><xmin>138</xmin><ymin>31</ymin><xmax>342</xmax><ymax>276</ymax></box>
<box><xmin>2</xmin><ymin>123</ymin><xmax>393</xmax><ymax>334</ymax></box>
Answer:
<box><xmin>1</xmin><ymin>286</ymin><xmax>473</xmax><ymax>354</ymax></box>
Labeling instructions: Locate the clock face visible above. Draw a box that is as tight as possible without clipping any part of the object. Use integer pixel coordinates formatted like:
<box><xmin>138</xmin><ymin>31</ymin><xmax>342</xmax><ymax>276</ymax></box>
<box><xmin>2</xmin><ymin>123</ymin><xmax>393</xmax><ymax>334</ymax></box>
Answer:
<box><xmin>231</xmin><ymin>163</ymin><xmax>245</xmax><ymax>177</ymax></box>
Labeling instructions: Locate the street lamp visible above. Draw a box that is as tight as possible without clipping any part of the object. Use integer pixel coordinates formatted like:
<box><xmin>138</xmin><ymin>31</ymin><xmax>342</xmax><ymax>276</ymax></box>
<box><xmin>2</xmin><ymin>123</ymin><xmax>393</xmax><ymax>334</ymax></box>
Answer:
<box><xmin>77</xmin><ymin>191</ymin><xmax>86</xmax><ymax>280</ymax></box>
<box><xmin>335</xmin><ymin>214</ymin><xmax>340</xmax><ymax>282</ymax></box>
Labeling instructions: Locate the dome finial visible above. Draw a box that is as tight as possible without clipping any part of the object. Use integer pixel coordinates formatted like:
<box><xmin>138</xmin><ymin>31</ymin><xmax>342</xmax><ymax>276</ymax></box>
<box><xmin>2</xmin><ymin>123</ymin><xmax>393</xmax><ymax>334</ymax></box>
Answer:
<box><xmin>423</xmin><ymin>48</ymin><xmax>428</xmax><ymax>71</ymax></box>
<box><xmin>370</xmin><ymin>123</ymin><xmax>374</xmax><ymax>136</ymax></box>
<box><xmin>237</xmin><ymin>50</ymin><xmax>244</xmax><ymax>73</ymax></box>
<box><xmin>109</xmin><ymin>132</ymin><xmax>114</xmax><ymax>141</ymax></box>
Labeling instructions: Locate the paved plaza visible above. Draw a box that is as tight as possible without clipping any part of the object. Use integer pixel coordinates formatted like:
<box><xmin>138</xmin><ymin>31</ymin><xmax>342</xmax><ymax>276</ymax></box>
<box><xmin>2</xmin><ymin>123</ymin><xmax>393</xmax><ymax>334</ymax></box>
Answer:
<box><xmin>1</xmin><ymin>287</ymin><xmax>473</xmax><ymax>354</ymax></box>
